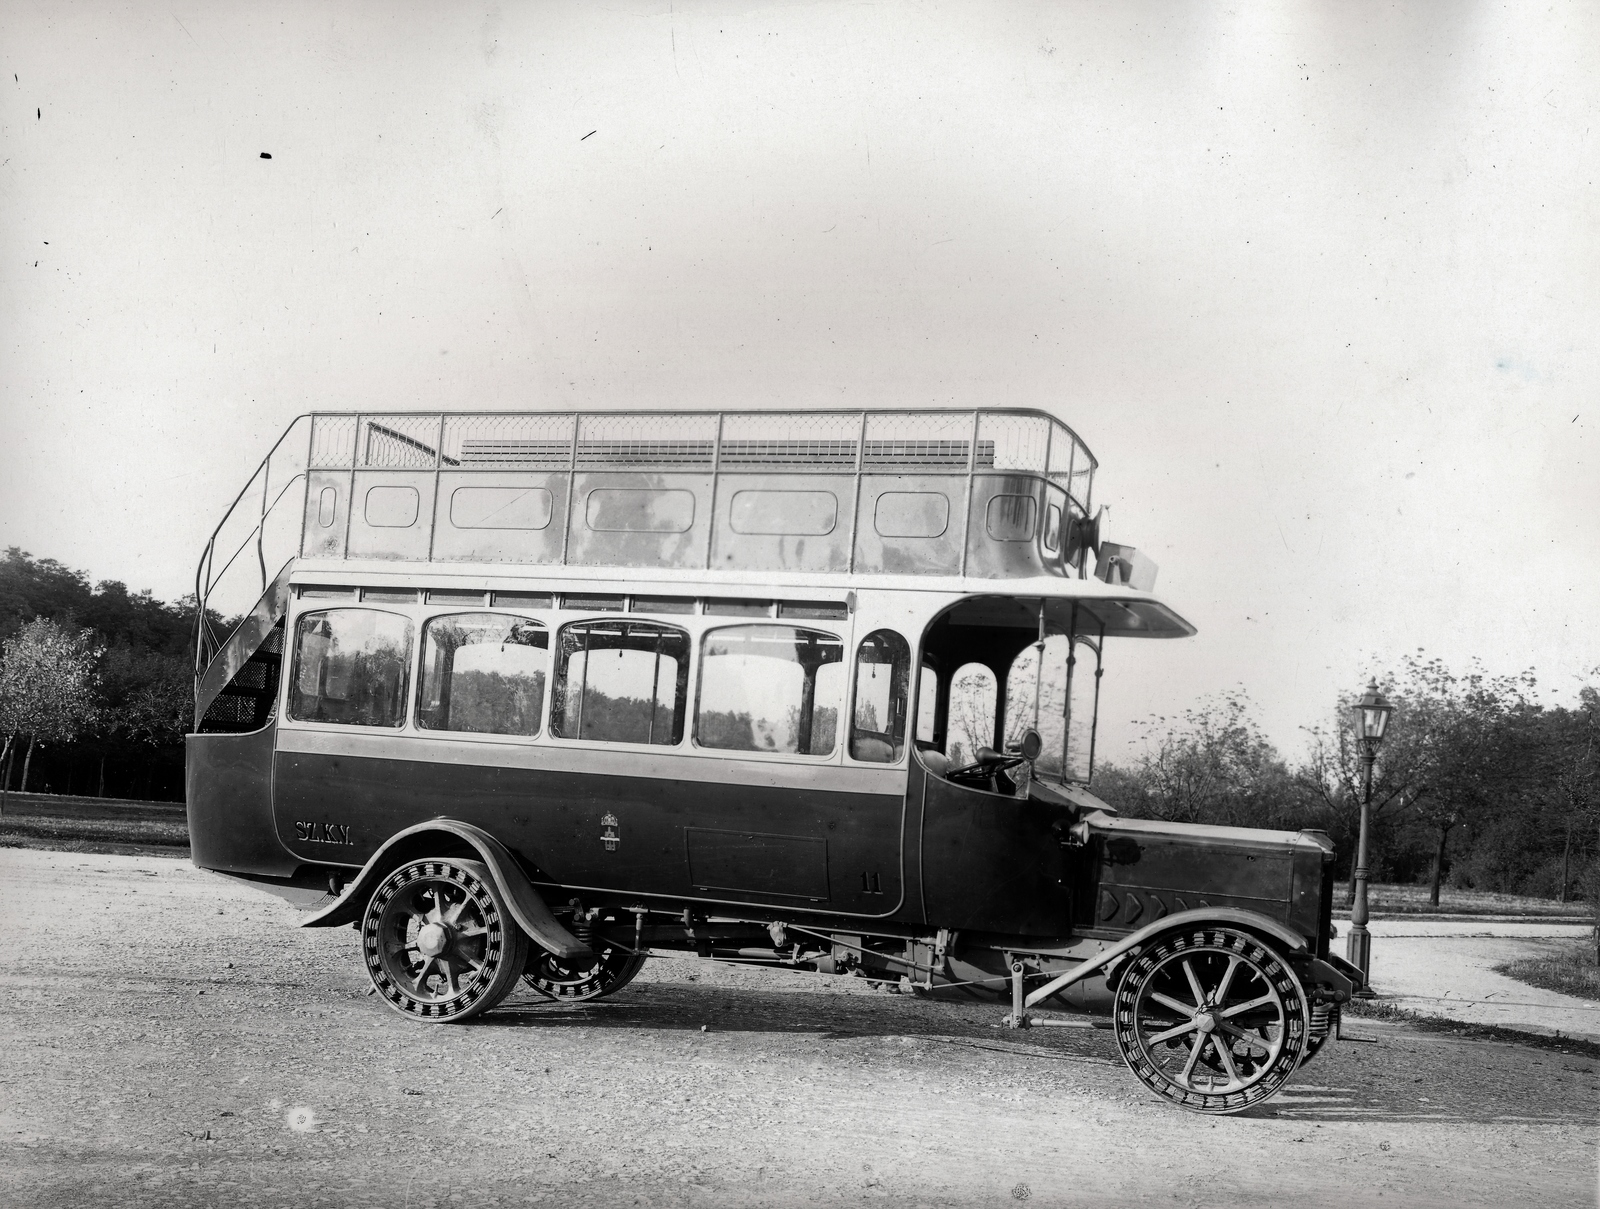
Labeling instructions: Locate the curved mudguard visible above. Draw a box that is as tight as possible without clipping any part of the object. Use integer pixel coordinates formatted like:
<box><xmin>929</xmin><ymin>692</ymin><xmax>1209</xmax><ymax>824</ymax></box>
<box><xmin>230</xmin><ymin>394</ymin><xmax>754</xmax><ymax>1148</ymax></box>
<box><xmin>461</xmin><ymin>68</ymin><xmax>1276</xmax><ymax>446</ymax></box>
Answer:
<box><xmin>1024</xmin><ymin>906</ymin><xmax>1310</xmax><ymax>1010</ymax></box>
<box><xmin>298</xmin><ymin>819</ymin><xmax>592</xmax><ymax>959</ymax></box>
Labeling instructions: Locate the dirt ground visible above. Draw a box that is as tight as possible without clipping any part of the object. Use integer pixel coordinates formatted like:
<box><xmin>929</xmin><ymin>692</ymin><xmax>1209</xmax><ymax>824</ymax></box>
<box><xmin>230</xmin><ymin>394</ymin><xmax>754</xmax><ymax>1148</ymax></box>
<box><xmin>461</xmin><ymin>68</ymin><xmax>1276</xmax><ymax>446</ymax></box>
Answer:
<box><xmin>1</xmin><ymin>848</ymin><xmax>1596</xmax><ymax>1209</ymax></box>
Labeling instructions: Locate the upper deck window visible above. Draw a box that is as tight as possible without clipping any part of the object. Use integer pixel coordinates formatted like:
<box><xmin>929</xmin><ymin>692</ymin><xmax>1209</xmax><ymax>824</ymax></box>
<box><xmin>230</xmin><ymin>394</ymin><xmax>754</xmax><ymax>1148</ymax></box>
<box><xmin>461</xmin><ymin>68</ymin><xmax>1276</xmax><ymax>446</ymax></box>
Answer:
<box><xmin>585</xmin><ymin>488</ymin><xmax>695</xmax><ymax>533</ymax></box>
<box><xmin>288</xmin><ymin>608</ymin><xmax>413</xmax><ymax>728</ymax></box>
<box><xmin>874</xmin><ymin>492</ymin><xmax>949</xmax><ymax>539</ymax></box>
<box><xmin>850</xmin><ymin>629</ymin><xmax>911</xmax><ymax>763</ymax></box>
<box><xmin>695</xmin><ymin>625</ymin><xmax>844</xmax><ymax>756</ymax></box>
<box><xmin>450</xmin><ymin>486</ymin><xmax>553</xmax><ymax>531</ymax></box>
<box><xmin>728</xmin><ymin>490</ymin><xmax>838</xmax><ymax>536</ymax></box>
<box><xmin>986</xmin><ymin>495</ymin><xmax>1037</xmax><ymax>542</ymax></box>
<box><xmin>550</xmin><ymin>620</ymin><xmax>689</xmax><ymax>745</ymax></box>
<box><xmin>365</xmin><ymin>485</ymin><xmax>420</xmax><ymax>528</ymax></box>
<box><xmin>1042</xmin><ymin>504</ymin><xmax>1062</xmax><ymax>553</ymax></box>
<box><xmin>417</xmin><ymin>613</ymin><xmax>548</xmax><ymax>737</ymax></box>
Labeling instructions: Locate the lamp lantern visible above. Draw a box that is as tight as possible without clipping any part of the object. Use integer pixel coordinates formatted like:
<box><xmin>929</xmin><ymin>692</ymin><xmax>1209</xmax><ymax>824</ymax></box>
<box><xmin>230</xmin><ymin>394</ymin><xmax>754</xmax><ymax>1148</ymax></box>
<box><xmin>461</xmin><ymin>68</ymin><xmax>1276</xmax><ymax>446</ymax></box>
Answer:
<box><xmin>1355</xmin><ymin>680</ymin><xmax>1393</xmax><ymax>746</ymax></box>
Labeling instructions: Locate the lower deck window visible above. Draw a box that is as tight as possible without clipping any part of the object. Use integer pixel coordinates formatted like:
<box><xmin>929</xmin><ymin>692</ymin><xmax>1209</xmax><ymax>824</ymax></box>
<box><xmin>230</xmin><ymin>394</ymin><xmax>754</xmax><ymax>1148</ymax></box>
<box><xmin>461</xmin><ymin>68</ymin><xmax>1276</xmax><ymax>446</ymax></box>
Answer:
<box><xmin>417</xmin><ymin>612</ymin><xmax>548</xmax><ymax>737</ymax></box>
<box><xmin>695</xmin><ymin>624</ymin><xmax>843</xmax><ymax>755</ymax></box>
<box><xmin>850</xmin><ymin>629</ymin><xmax>910</xmax><ymax>762</ymax></box>
<box><xmin>288</xmin><ymin>608</ymin><xmax>413</xmax><ymax>728</ymax></box>
<box><xmin>550</xmin><ymin>620</ymin><xmax>689</xmax><ymax>745</ymax></box>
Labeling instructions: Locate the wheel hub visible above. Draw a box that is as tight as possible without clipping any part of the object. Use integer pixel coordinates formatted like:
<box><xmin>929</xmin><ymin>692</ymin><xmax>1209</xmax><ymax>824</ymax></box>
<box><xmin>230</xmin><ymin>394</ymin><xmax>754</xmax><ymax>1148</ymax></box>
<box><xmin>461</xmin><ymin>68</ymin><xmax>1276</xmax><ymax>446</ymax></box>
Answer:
<box><xmin>416</xmin><ymin>922</ymin><xmax>451</xmax><ymax>957</ymax></box>
<box><xmin>1193</xmin><ymin>1010</ymin><xmax>1217</xmax><ymax>1034</ymax></box>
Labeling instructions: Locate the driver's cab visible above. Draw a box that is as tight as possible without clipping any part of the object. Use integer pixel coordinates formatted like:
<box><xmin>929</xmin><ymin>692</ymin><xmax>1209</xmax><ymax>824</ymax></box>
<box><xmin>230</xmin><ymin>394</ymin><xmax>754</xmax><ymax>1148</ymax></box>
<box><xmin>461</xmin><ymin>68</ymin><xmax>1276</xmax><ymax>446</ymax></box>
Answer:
<box><xmin>914</xmin><ymin>596</ymin><xmax>1101</xmax><ymax>795</ymax></box>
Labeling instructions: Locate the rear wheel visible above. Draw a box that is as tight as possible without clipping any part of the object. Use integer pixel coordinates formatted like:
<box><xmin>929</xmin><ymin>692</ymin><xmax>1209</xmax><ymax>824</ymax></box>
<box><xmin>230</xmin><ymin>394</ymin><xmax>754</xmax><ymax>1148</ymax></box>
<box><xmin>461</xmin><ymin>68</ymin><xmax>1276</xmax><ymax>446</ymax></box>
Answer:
<box><xmin>523</xmin><ymin>947</ymin><xmax>646</xmax><ymax>1001</ymax></box>
<box><xmin>1112</xmin><ymin>926</ymin><xmax>1308</xmax><ymax>1114</ymax></box>
<box><xmin>362</xmin><ymin>858</ymin><xmax>529</xmax><ymax>1022</ymax></box>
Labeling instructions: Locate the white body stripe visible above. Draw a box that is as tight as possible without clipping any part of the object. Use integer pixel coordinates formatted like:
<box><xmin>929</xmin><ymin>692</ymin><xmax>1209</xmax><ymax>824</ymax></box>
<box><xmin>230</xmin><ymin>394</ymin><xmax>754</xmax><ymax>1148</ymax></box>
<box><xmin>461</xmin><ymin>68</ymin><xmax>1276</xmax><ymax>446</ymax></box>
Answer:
<box><xmin>275</xmin><ymin>725</ymin><xmax>910</xmax><ymax>797</ymax></box>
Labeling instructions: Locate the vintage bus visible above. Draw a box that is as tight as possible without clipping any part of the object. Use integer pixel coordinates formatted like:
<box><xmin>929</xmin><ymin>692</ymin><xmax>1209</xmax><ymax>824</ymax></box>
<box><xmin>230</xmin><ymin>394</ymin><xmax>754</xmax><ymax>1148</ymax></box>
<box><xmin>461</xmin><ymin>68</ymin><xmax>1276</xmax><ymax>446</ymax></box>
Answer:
<box><xmin>188</xmin><ymin>408</ymin><xmax>1360</xmax><ymax>1115</ymax></box>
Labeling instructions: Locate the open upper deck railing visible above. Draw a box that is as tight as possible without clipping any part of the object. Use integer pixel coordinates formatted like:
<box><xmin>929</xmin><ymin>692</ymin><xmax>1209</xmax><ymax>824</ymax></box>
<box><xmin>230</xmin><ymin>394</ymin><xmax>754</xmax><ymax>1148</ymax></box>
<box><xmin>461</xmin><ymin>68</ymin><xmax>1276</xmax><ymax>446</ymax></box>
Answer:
<box><xmin>194</xmin><ymin>409</ymin><xmax>1098</xmax><ymax>677</ymax></box>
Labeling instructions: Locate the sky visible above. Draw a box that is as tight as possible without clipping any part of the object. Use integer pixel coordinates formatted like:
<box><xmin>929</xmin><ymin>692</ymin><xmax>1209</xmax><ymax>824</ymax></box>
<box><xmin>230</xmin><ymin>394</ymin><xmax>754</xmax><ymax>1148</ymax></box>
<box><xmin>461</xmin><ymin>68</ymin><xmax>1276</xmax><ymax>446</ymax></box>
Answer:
<box><xmin>2</xmin><ymin>1</ymin><xmax>1596</xmax><ymax>763</ymax></box>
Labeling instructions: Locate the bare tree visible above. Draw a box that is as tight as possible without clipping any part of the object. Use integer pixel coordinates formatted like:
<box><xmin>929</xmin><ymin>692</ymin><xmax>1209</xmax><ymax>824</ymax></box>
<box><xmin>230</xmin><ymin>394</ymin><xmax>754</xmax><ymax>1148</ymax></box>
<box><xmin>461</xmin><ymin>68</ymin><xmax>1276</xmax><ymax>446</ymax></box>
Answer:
<box><xmin>0</xmin><ymin>617</ymin><xmax>103</xmax><ymax>804</ymax></box>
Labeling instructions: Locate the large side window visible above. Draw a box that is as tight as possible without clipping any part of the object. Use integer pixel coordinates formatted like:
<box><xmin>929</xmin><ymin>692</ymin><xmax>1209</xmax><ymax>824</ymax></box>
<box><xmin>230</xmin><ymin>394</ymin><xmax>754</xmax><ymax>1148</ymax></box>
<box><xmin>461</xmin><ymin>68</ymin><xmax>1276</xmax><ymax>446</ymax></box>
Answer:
<box><xmin>418</xmin><ymin>613</ymin><xmax>548</xmax><ymax>737</ymax></box>
<box><xmin>550</xmin><ymin>620</ymin><xmax>689</xmax><ymax>745</ymax></box>
<box><xmin>288</xmin><ymin>608</ymin><xmax>413</xmax><ymax>728</ymax></box>
<box><xmin>695</xmin><ymin>624</ymin><xmax>844</xmax><ymax>756</ymax></box>
<box><xmin>947</xmin><ymin>662</ymin><xmax>997</xmax><ymax>765</ymax></box>
<box><xmin>849</xmin><ymin>629</ymin><xmax>910</xmax><ymax>763</ymax></box>
<box><xmin>1005</xmin><ymin>635</ymin><xmax>1071</xmax><ymax>779</ymax></box>
<box><xmin>1065</xmin><ymin>636</ymin><xmax>1101</xmax><ymax>782</ymax></box>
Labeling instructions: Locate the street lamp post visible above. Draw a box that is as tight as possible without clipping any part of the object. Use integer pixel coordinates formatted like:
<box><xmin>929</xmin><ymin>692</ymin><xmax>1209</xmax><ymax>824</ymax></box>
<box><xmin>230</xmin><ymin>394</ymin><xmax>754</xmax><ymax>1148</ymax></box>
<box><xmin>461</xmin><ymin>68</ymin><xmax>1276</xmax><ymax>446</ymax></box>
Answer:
<box><xmin>1346</xmin><ymin>679</ymin><xmax>1393</xmax><ymax>988</ymax></box>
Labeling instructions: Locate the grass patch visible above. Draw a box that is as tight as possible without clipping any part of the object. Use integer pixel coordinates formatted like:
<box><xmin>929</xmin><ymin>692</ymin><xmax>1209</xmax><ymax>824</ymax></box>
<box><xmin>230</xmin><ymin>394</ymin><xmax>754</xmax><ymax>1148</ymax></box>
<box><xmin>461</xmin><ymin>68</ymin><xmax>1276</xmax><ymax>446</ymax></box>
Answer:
<box><xmin>1495</xmin><ymin>940</ymin><xmax>1600</xmax><ymax>1002</ymax></box>
<box><xmin>0</xmin><ymin>812</ymin><xmax>189</xmax><ymax>854</ymax></box>
<box><xmin>1344</xmin><ymin>996</ymin><xmax>1600</xmax><ymax>1059</ymax></box>
<box><xmin>1342</xmin><ymin>883</ymin><xmax>1589</xmax><ymax>918</ymax></box>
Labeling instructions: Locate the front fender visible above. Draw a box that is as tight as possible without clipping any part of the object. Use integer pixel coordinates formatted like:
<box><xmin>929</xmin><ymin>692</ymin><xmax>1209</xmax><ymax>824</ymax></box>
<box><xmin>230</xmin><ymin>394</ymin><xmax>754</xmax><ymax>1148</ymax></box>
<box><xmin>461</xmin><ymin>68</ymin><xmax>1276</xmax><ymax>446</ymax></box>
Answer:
<box><xmin>1024</xmin><ymin>906</ymin><xmax>1309</xmax><ymax>1010</ymax></box>
<box><xmin>298</xmin><ymin>819</ymin><xmax>591</xmax><ymax>959</ymax></box>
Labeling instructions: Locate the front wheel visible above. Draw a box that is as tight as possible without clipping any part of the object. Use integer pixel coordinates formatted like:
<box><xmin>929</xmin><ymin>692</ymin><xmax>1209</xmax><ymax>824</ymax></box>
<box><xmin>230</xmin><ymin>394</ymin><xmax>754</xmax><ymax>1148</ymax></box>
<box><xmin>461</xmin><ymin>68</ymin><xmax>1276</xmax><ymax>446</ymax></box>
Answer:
<box><xmin>1112</xmin><ymin>926</ymin><xmax>1308</xmax><ymax>1114</ymax></box>
<box><xmin>362</xmin><ymin>858</ymin><xmax>529</xmax><ymax>1022</ymax></box>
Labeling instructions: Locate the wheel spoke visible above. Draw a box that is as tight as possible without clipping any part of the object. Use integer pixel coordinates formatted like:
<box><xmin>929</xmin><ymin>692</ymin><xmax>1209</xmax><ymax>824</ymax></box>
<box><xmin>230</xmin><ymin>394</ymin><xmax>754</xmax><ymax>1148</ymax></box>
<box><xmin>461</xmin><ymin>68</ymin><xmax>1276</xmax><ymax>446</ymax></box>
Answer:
<box><xmin>1179</xmin><ymin>1036</ymin><xmax>1206</xmax><ymax>1085</ymax></box>
<box><xmin>1149</xmin><ymin>991</ymin><xmax>1197</xmax><ymax>1017</ymax></box>
<box><xmin>1217</xmin><ymin>1020</ymin><xmax>1270</xmax><ymax>1053</ymax></box>
<box><xmin>1211</xmin><ymin>1035</ymin><xmax>1242</xmax><ymax>1086</ymax></box>
<box><xmin>1147</xmin><ymin>1018</ymin><xmax>1203</xmax><ymax>1046</ymax></box>
<box><xmin>441</xmin><ymin>961</ymin><xmax>459</xmax><ymax>995</ymax></box>
<box><xmin>412</xmin><ymin>956</ymin><xmax>436</xmax><ymax>993</ymax></box>
<box><xmin>1181</xmin><ymin>960</ymin><xmax>1206</xmax><ymax>1008</ymax></box>
<box><xmin>454</xmin><ymin>925</ymin><xmax>488</xmax><ymax>940</ymax></box>
<box><xmin>443</xmin><ymin>897</ymin><xmax>470</xmax><ymax>925</ymax></box>
<box><xmin>1219</xmin><ymin>993</ymin><xmax>1278</xmax><ymax>1019</ymax></box>
<box><xmin>1214</xmin><ymin>955</ymin><xmax>1243</xmax><ymax>1004</ymax></box>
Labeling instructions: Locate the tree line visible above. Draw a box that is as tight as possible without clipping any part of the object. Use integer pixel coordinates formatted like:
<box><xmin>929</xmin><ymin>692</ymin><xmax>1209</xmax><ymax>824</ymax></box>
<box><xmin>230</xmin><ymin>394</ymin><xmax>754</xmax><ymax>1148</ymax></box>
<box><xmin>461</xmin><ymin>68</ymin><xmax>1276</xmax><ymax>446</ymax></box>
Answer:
<box><xmin>0</xmin><ymin>548</ymin><xmax>205</xmax><ymax>801</ymax></box>
<box><xmin>1092</xmin><ymin>656</ymin><xmax>1600</xmax><ymax>906</ymax></box>
<box><xmin>4</xmin><ymin>541</ymin><xmax>1596</xmax><ymax>903</ymax></box>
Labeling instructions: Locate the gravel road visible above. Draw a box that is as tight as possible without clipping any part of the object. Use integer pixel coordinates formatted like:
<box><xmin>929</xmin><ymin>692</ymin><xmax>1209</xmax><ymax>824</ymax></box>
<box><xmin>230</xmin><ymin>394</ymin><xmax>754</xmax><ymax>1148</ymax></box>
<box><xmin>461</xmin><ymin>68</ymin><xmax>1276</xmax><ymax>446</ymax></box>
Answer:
<box><xmin>2</xmin><ymin>848</ymin><xmax>1596</xmax><ymax>1208</ymax></box>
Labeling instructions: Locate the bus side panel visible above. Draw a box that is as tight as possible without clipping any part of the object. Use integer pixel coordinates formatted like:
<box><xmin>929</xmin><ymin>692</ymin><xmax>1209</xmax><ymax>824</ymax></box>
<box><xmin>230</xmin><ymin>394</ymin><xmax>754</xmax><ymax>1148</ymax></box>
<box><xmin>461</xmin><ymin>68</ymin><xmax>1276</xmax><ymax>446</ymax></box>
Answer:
<box><xmin>187</xmin><ymin>726</ymin><xmax>296</xmax><ymax>876</ymax></box>
<box><xmin>914</xmin><ymin>761</ymin><xmax>1074</xmax><ymax>936</ymax></box>
<box><xmin>271</xmin><ymin>748</ymin><xmax>913</xmax><ymax>920</ymax></box>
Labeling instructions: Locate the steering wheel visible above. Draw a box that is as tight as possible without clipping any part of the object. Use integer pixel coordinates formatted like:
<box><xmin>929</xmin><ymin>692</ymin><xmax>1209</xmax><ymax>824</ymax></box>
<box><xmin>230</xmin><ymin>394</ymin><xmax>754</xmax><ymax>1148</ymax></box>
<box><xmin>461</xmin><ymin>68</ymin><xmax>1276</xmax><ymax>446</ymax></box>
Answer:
<box><xmin>943</xmin><ymin>746</ymin><xmax>1028</xmax><ymax>787</ymax></box>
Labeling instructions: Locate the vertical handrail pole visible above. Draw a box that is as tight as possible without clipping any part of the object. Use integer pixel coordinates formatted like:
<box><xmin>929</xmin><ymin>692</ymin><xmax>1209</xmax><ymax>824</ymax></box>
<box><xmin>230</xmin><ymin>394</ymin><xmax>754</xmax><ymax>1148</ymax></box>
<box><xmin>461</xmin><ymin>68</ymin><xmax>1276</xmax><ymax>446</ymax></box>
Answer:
<box><xmin>958</xmin><ymin>410</ymin><xmax>979</xmax><ymax>578</ymax></box>
<box><xmin>561</xmin><ymin>413</ymin><xmax>580</xmax><ymax>565</ymax></box>
<box><xmin>298</xmin><ymin>415</ymin><xmax>314</xmax><ymax>558</ymax></box>
<box><xmin>845</xmin><ymin>411</ymin><xmax>866</xmax><ymax>573</ymax></box>
<box><xmin>1042</xmin><ymin>420</ymin><xmax>1055</xmax><ymax>571</ymax></box>
<box><xmin>703</xmin><ymin>412</ymin><xmax>724</xmax><ymax>569</ymax></box>
<box><xmin>426</xmin><ymin>413</ymin><xmax>445</xmax><ymax>562</ymax></box>
<box><xmin>342</xmin><ymin>415</ymin><xmax>361</xmax><ymax>560</ymax></box>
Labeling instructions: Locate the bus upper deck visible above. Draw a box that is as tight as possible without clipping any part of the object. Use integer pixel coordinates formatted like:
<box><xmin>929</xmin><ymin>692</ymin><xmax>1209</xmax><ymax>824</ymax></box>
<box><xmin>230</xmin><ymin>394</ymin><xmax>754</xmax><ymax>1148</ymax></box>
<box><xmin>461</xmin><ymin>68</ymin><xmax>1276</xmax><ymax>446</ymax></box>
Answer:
<box><xmin>196</xmin><ymin>408</ymin><xmax>1116</xmax><ymax>659</ymax></box>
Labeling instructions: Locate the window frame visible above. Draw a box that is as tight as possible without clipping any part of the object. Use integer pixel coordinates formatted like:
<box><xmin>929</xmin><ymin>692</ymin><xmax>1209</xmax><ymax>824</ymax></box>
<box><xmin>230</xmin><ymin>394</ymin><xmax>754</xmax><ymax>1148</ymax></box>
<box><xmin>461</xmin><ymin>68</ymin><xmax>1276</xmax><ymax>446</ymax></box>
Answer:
<box><xmin>846</xmin><ymin>628</ymin><xmax>912</xmax><ymax>765</ymax></box>
<box><xmin>690</xmin><ymin>622</ymin><xmax>847</xmax><ymax>761</ymax></box>
<box><xmin>414</xmin><ymin>610</ymin><xmax>552</xmax><ymax>740</ymax></box>
<box><xmin>284</xmin><ymin>605</ymin><xmax>417</xmax><ymax>730</ymax></box>
<box><xmin>547</xmin><ymin>616</ymin><xmax>693</xmax><ymax>749</ymax></box>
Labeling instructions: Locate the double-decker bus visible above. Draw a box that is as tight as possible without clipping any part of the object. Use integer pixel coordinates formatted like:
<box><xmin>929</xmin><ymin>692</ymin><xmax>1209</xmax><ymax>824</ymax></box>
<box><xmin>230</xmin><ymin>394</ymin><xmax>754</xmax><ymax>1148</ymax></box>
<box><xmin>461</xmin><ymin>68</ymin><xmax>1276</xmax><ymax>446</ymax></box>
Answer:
<box><xmin>188</xmin><ymin>408</ymin><xmax>1359</xmax><ymax>1114</ymax></box>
